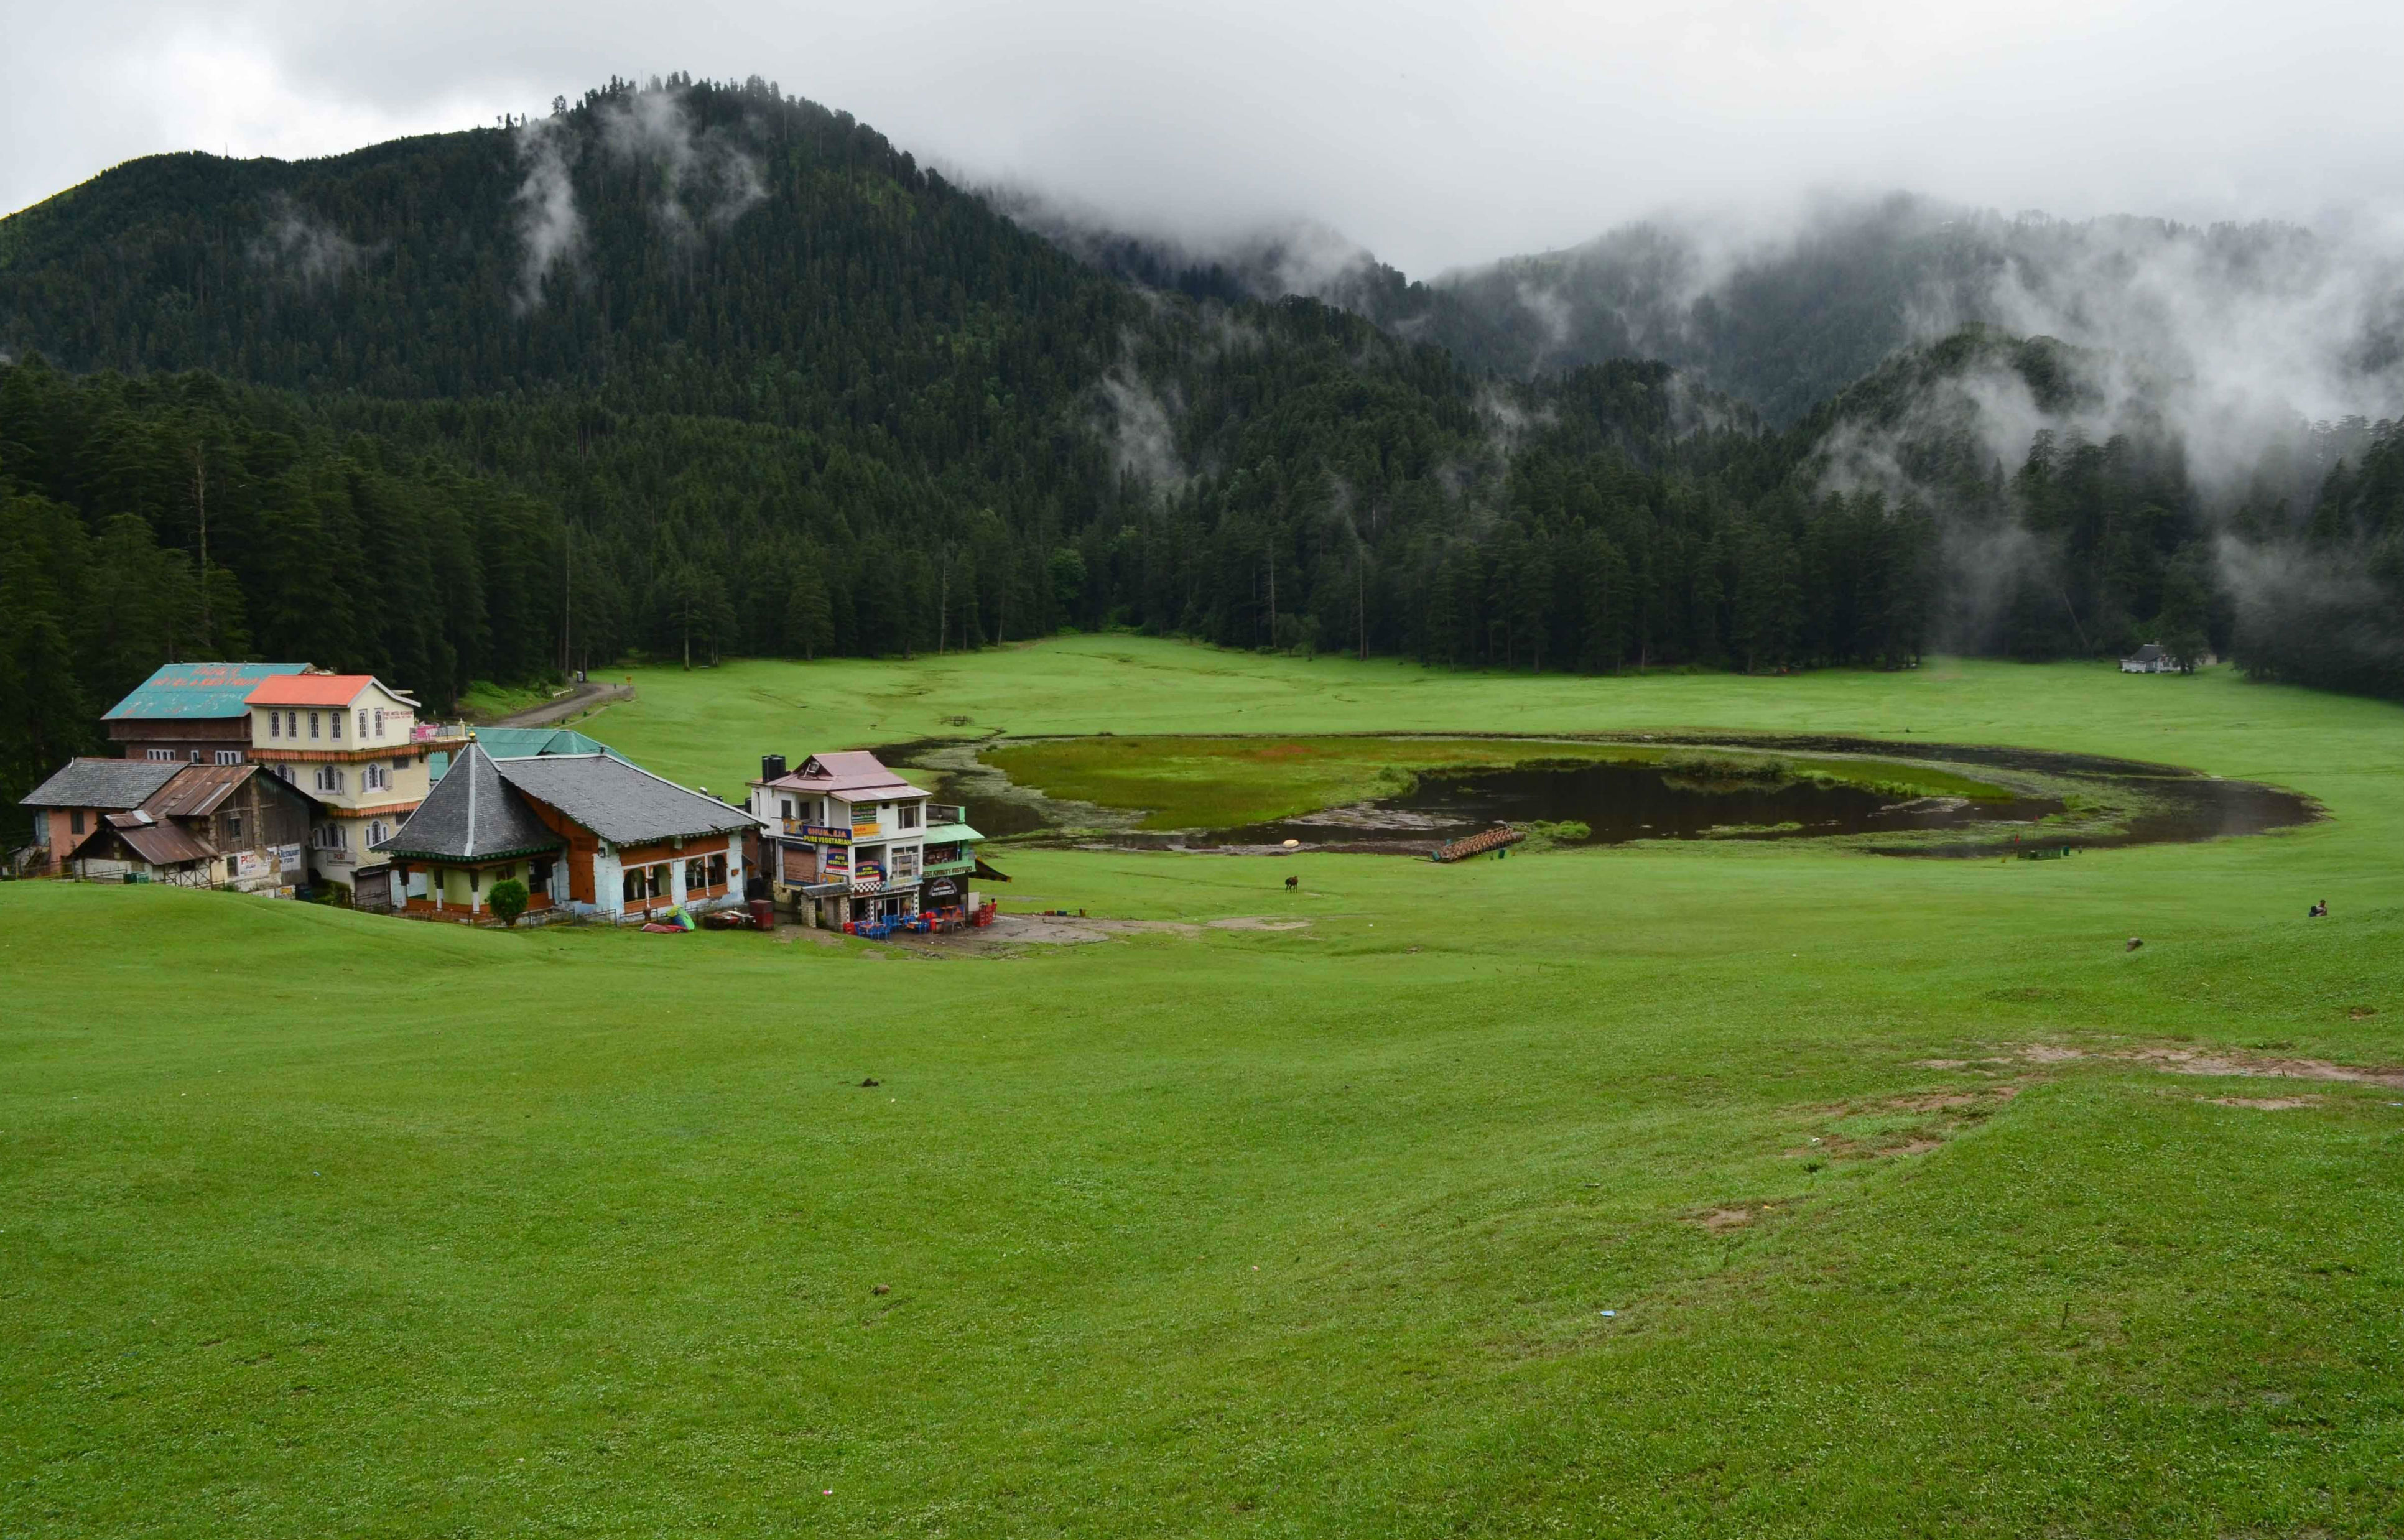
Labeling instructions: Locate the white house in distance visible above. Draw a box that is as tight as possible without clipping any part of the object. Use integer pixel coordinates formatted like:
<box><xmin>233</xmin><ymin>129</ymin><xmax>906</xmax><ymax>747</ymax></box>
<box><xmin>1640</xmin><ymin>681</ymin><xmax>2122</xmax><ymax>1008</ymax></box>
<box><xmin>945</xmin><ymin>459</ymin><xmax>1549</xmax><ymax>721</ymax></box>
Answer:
<box><xmin>2120</xmin><ymin>642</ymin><xmax>2215</xmax><ymax>674</ymax></box>
<box><xmin>746</xmin><ymin>751</ymin><xmax>986</xmax><ymax>928</ymax></box>
<box><xmin>243</xmin><ymin>673</ymin><xmax>467</xmax><ymax>893</ymax></box>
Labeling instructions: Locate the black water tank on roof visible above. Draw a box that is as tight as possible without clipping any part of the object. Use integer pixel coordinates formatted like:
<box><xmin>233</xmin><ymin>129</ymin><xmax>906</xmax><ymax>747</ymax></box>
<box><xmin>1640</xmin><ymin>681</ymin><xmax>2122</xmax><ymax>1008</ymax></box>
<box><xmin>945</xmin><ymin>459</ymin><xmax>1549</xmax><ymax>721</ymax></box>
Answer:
<box><xmin>761</xmin><ymin>754</ymin><xmax>787</xmax><ymax>782</ymax></box>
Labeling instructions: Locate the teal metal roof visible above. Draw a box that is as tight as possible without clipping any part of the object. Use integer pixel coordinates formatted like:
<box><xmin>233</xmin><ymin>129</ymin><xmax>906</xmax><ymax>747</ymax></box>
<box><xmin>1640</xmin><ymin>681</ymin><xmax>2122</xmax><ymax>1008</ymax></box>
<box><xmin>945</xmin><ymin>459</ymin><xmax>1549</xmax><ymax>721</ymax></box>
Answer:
<box><xmin>430</xmin><ymin>727</ymin><xmax>628</xmax><ymax>782</ymax></box>
<box><xmin>921</xmin><ymin>820</ymin><xmax>985</xmax><ymax>845</ymax></box>
<box><xmin>103</xmin><ymin>662</ymin><xmax>311</xmax><ymax>721</ymax></box>
<box><xmin>475</xmin><ymin>726</ymin><xmax>626</xmax><ymax>761</ymax></box>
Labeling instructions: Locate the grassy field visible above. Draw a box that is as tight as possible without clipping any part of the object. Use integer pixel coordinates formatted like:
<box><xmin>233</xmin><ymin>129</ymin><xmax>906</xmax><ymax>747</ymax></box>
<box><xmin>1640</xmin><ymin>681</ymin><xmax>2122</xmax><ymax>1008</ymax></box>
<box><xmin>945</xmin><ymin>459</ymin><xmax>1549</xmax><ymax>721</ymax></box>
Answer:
<box><xmin>7</xmin><ymin>639</ymin><xmax>2404</xmax><ymax>1536</ymax></box>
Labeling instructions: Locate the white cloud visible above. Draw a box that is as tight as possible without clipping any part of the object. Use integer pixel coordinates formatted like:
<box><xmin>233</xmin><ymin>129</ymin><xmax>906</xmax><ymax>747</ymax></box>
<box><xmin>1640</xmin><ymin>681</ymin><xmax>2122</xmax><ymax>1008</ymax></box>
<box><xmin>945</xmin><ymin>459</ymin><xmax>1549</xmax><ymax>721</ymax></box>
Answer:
<box><xmin>7</xmin><ymin>1</ymin><xmax>2404</xmax><ymax>277</ymax></box>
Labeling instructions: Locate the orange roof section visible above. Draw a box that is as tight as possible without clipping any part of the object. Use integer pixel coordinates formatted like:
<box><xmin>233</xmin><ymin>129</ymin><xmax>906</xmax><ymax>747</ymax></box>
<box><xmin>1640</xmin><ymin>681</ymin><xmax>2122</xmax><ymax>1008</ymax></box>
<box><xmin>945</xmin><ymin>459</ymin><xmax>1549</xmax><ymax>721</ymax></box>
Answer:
<box><xmin>244</xmin><ymin>674</ymin><xmax>413</xmax><ymax>708</ymax></box>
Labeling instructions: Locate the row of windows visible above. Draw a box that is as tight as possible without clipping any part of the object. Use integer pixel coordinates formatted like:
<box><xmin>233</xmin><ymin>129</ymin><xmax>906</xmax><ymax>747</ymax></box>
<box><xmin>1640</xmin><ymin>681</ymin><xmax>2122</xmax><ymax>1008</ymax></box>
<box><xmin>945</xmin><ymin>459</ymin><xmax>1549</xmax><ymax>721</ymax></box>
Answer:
<box><xmin>770</xmin><ymin>796</ymin><xmax>922</xmax><ymax>830</ymax></box>
<box><xmin>146</xmin><ymin>749</ymin><xmax>244</xmax><ymax>765</ymax></box>
<box><xmin>620</xmin><ymin>853</ymin><xmax>731</xmax><ymax>902</ymax></box>
<box><xmin>262</xmin><ymin>707</ymin><xmax>402</xmax><ymax>744</ymax></box>
<box><xmin>309</xmin><ymin>762</ymin><xmax>403</xmax><ymax>794</ymax></box>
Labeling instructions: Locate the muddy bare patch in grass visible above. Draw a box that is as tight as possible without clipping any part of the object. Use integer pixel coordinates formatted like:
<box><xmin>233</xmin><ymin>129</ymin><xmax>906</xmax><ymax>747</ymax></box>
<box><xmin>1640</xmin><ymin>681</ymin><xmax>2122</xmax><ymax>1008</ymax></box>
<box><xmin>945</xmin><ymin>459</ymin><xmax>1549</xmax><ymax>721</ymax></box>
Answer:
<box><xmin>2207</xmin><ymin>1096</ymin><xmax>2321</xmax><ymax>1110</ymax></box>
<box><xmin>963</xmin><ymin>914</ymin><xmax>1315</xmax><ymax>949</ymax></box>
<box><xmin>2015</xmin><ymin>1042</ymin><xmax>2404</xmax><ymax>1088</ymax></box>
<box><xmin>1786</xmin><ymin>1083</ymin><xmax>2023</xmax><ymax>1161</ymax></box>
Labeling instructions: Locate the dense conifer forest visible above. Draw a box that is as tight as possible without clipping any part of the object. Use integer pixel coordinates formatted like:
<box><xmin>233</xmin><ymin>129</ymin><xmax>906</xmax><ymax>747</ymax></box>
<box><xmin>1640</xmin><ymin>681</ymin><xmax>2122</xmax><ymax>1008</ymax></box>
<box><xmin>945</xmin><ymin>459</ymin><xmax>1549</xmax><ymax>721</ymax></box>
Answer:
<box><xmin>4</xmin><ymin>75</ymin><xmax>2402</xmax><ymax>806</ymax></box>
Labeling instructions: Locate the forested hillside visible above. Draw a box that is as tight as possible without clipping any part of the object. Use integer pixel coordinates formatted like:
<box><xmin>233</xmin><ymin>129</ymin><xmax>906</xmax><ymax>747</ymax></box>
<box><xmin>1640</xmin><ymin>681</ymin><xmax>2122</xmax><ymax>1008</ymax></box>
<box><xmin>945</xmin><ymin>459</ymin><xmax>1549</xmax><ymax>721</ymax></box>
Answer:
<box><xmin>1034</xmin><ymin>196</ymin><xmax>2393</xmax><ymax>431</ymax></box>
<box><xmin>0</xmin><ymin>364</ymin><xmax>560</xmax><ymax>803</ymax></box>
<box><xmin>4</xmin><ymin>77</ymin><xmax>2403</xmax><ymax>814</ymax></box>
<box><xmin>0</xmin><ymin>77</ymin><xmax>1952</xmax><ymax>805</ymax></box>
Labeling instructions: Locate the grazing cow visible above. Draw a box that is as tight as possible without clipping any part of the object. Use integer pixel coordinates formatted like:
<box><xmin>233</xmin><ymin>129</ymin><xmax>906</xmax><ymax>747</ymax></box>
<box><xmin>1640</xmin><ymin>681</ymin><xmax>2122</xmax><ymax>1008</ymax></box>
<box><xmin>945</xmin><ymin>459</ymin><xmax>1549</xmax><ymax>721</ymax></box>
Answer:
<box><xmin>1284</xmin><ymin>874</ymin><xmax>1299</xmax><ymax>891</ymax></box>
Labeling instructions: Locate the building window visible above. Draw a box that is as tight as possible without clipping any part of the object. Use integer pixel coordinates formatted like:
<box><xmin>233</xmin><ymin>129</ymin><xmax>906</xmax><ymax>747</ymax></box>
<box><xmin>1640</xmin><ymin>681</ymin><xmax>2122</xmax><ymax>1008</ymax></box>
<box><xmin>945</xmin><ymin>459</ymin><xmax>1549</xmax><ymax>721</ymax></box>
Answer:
<box><xmin>146</xmin><ymin>748</ymin><xmax>175</xmax><ymax>761</ymax></box>
<box><xmin>268</xmin><ymin>712</ymin><xmax>281</xmax><ymax>740</ymax></box>
<box><xmin>357</xmin><ymin>710</ymin><xmax>368</xmax><ymax>739</ymax></box>
<box><xmin>331</xmin><ymin>711</ymin><xmax>343</xmax><ymax>740</ymax></box>
<box><xmin>69</xmin><ymin>809</ymin><xmax>85</xmax><ymax>836</ymax></box>
<box><xmin>779</xmin><ymin>798</ymin><xmax>794</xmax><ymax>820</ymax></box>
<box><xmin>226</xmin><ymin>812</ymin><xmax>244</xmax><ymax>841</ymax></box>
<box><xmin>708</xmin><ymin>852</ymin><xmax>727</xmax><ymax>886</ymax></box>
<box><xmin>226</xmin><ymin>856</ymin><xmax>240</xmax><ymax>881</ymax></box>
<box><xmin>309</xmin><ymin>712</ymin><xmax>321</xmax><ymax>740</ymax></box>
<box><xmin>393</xmin><ymin>757</ymin><xmax>409</xmax><ymax>772</ymax></box>
<box><xmin>899</xmin><ymin>804</ymin><xmax>919</xmax><ymax>830</ymax></box>
<box><xmin>189</xmin><ymin>749</ymin><xmax>203</xmax><ymax>762</ymax></box>
<box><xmin>374</xmin><ymin>708</ymin><xmax>385</xmax><ymax>738</ymax></box>
<box><xmin>468</xmin><ymin>868</ymin><xmax>480</xmax><ymax>893</ymax></box>
<box><xmin>685</xmin><ymin>857</ymin><xmax>707</xmax><ymax>892</ymax></box>
<box><xmin>215</xmin><ymin>749</ymin><xmax>243</xmax><ymax>766</ymax></box>
<box><xmin>367</xmin><ymin>821</ymin><xmax>388</xmax><ymax>846</ymax></box>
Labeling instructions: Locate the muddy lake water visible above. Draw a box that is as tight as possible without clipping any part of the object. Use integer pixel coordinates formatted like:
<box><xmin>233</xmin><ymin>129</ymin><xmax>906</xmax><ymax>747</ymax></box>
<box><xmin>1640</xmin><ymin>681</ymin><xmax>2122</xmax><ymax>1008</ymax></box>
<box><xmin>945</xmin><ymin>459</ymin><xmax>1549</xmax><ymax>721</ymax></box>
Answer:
<box><xmin>889</xmin><ymin>735</ymin><xmax>2321</xmax><ymax>858</ymax></box>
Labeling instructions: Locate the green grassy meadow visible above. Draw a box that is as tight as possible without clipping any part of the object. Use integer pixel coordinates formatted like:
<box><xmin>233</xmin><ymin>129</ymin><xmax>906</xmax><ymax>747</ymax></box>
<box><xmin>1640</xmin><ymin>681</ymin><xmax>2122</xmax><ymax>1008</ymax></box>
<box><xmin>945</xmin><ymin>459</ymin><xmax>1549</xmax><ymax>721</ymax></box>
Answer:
<box><xmin>7</xmin><ymin>639</ymin><xmax>2404</xmax><ymax>1536</ymax></box>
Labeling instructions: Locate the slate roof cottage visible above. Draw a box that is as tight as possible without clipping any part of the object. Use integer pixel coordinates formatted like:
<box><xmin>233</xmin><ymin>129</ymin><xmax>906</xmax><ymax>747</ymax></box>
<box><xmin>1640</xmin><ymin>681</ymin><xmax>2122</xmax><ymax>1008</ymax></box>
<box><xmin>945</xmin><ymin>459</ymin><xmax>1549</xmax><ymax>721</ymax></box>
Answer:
<box><xmin>22</xmin><ymin>758</ymin><xmax>319</xmax><ymax>888</ymax></box>
<box><xmin>21</xmin><ymin>758</ymin><xmax>192</xmax><ymax>874</ymax></box>
<box><xmin>374</xmin><ymin>743</ymin><xmax>763</xmax><ymax>921</ymax></box>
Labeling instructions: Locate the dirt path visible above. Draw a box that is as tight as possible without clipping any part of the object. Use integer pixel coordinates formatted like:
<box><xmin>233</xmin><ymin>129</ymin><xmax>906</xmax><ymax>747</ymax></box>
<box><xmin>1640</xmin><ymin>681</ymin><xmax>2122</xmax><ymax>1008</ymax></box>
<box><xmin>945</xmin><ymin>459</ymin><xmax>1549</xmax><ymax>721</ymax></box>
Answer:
<box><xmin>485</xmin><ymin>680</ymin><xmax>634</xmax><ymax>729</ymax></box>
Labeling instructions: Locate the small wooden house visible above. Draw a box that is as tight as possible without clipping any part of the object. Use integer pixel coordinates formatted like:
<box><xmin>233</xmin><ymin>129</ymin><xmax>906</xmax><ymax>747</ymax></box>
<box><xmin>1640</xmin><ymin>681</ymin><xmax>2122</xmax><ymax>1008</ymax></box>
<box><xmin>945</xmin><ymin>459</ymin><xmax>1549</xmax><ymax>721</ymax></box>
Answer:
<box><xmin>30</xmin><ymin>760</ymin><xmax>320</xmax><ymax>889</ymax></box>
<box><xmin>21</xmin><ymin>758</ymin><xmax>188</xmax><ymax>873</ymax></box>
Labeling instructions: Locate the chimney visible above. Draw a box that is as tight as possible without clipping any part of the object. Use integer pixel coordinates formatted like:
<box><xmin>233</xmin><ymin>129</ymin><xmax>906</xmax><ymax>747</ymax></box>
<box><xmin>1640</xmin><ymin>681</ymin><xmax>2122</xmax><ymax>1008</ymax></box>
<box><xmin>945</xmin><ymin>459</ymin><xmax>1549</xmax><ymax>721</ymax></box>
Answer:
<box><xmin>761</xmin><ymin>754</ymin><xmax>787</xmax><ymax>783</ymax></box>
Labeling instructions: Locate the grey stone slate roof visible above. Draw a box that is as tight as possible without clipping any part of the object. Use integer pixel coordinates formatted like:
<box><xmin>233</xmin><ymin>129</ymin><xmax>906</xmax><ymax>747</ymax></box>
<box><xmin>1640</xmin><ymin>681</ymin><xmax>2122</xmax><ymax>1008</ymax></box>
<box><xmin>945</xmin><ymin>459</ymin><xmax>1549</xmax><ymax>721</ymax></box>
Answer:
<box><xmin>493</xmin><ymin>753</ymin><xmax>763</xmax><ymax>847</ymax></box>
<box><xmin>373</xmin><ymin>743</ymin><xmax>562</xmax><ymax>862</ymax></box>
<box><xmin>21</xmin><ymin>757</ymin><xmax>187</xmax><ymax>810</ymax></box>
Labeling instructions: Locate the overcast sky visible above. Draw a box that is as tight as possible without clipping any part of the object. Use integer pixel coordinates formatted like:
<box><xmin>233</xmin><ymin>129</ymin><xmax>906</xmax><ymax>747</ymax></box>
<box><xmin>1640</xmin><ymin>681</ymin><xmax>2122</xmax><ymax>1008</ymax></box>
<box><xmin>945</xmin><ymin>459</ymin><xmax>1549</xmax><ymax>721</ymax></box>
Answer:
<box><xmin>11</xmin><ymin>1</ymin><xmax>2404</xmax><ymax>276</ymax></box>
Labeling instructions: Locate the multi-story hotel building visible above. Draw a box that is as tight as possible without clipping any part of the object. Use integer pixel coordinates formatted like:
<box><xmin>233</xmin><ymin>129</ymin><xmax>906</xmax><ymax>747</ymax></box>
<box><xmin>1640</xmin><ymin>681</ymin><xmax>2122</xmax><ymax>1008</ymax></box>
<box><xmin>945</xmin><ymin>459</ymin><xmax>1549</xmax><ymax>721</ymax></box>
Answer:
<box><xmin>243</xmin><ymin>674</ymin><xmax>466</xmax><ymax>892</ymax></box>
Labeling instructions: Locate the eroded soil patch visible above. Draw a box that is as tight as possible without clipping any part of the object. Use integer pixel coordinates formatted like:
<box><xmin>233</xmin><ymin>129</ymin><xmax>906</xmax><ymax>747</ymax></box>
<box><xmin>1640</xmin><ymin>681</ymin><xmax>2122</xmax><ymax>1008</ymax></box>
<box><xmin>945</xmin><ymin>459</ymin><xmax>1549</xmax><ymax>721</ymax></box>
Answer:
<box><xmin>2013</xmin><ymin>1043</ymin><xmax>2404</xmax><ymax>1088</ymax></box>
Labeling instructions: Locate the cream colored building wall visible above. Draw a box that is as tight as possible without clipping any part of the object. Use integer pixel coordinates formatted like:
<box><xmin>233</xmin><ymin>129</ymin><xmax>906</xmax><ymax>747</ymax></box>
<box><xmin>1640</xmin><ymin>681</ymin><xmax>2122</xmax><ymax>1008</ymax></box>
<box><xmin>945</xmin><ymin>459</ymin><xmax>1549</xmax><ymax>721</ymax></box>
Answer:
<box><xmin>247</xmin><ymin>684</ymin><xmax>419</xmax><ymax>767</ymax></box>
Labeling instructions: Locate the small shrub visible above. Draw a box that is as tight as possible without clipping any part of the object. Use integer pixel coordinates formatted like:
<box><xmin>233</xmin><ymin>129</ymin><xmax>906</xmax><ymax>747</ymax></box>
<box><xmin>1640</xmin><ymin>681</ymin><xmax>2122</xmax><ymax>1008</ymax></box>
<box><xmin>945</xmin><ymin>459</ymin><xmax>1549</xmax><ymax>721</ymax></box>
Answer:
<box><xmin>488</xmin><ymin>878</ymin><xmax>530</xmax><ymax>926</ymax></box>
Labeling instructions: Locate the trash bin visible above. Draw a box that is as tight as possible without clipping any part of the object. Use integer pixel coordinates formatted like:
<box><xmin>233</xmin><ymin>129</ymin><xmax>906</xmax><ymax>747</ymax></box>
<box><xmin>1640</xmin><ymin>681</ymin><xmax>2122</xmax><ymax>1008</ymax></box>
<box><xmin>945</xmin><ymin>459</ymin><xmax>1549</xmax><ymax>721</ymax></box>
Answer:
<box><xmin>749</xmin><ymin>898</ymin><xmax>774</xmax><ymax>930</ymax></box>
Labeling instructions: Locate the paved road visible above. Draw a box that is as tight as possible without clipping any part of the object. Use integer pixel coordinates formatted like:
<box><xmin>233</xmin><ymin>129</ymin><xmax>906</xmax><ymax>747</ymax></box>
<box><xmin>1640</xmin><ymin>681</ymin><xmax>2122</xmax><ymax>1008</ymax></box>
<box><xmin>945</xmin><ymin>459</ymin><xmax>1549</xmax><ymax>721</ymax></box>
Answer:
<box><xmin>485</xmin><ymin>679</ymin><xmax>635</xmax><ymax>730</ymax></box>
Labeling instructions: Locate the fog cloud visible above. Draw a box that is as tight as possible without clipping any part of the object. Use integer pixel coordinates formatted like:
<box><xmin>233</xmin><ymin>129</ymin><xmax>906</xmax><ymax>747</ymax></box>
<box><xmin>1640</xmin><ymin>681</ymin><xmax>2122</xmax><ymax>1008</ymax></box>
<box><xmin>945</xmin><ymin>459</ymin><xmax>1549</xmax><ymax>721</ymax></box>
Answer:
<box><xmin>510</xmin><ymin>116</ymin><xmax>583</xmax><ymax>312</ymax></box>
<box><xmin>595</xmin><ymin>86</ymin><xmax>766</xmax><ymax>243</ymax></box>
<box><xmin>250</xmin><ymin>193</ymin><xmax>376</xmax><ymax>286</ymax></box>
<box><xmin>13</xmin><ymin>2</ymin><xmax>2404</xmax><ymax>281</ymax></box>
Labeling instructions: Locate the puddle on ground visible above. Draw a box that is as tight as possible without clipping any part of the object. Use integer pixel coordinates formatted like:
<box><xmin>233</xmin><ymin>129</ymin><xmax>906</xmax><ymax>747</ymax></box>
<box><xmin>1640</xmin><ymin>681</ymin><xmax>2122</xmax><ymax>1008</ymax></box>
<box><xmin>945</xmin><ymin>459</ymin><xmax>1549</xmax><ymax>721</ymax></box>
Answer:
<box><xmin>1226</xmin><ymin>761</ymin><xmax>2054</xmax><ymax>851</ymax></box>
<box><xmin>872</xmin><ymin>734</ymin><xmax>2320</xmax><ymax>858</ymax></box>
